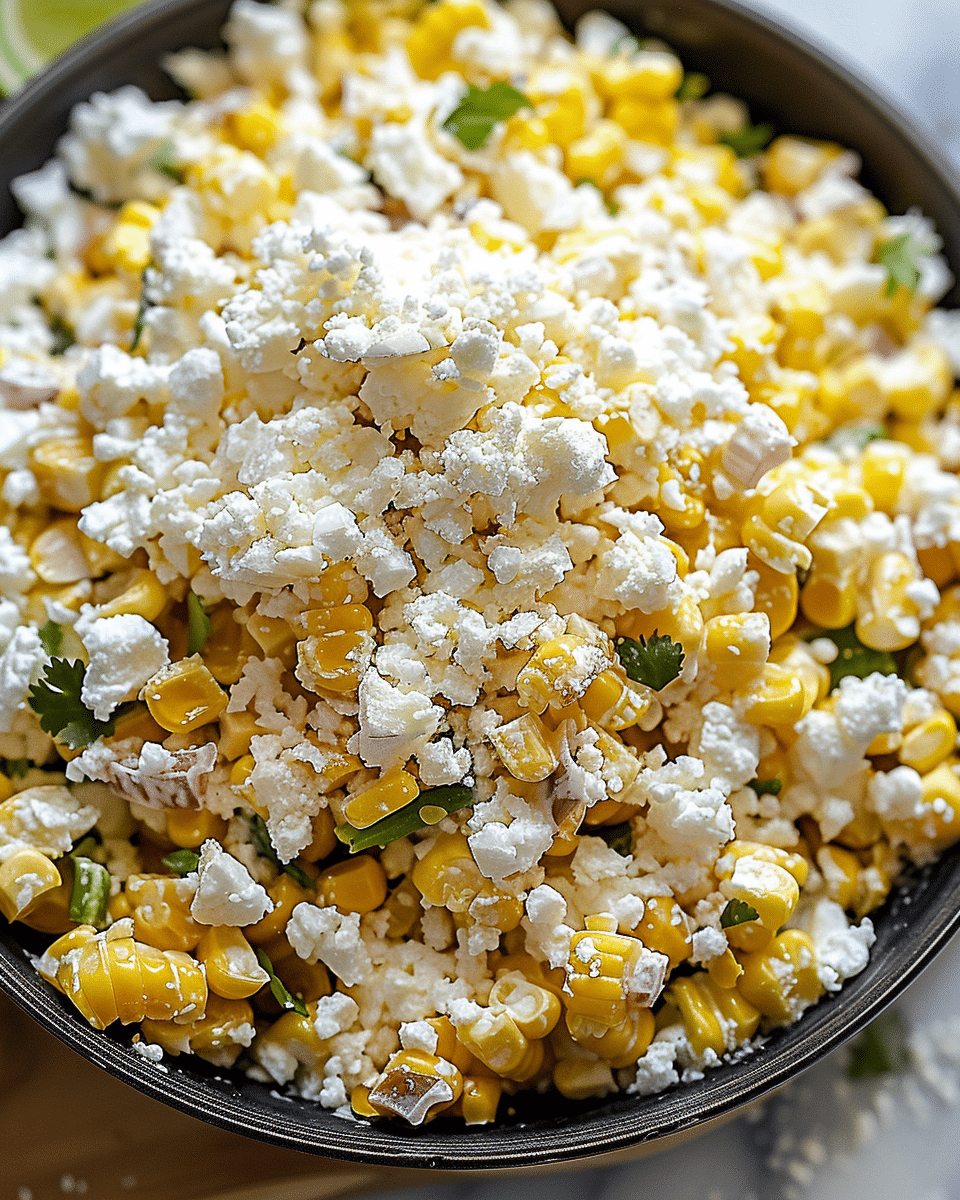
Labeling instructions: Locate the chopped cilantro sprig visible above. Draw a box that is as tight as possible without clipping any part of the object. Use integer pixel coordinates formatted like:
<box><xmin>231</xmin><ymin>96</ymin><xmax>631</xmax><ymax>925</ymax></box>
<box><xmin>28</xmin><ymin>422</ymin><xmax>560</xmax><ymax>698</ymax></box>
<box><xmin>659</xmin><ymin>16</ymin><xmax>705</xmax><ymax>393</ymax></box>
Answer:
<box><xmin>805</xmin><ymin>625</ymin><xmax>899</xmax><ymax>692</ymax></box>
<box><xmin>719</xmin><ymin>122</ymin><xmax>774</xmax><ymax>158</ymax></box>
<box><xmin>246</xmin><ymin>813</ymin><xmax>314</xmax><ymax>888</ymax></box>
<box><xmin>615</xmin><ymin>632</ymin><xmax>685</xmax><ymax>691</ymax></box>
<box><xmin>336</xmin><ymin>784</ymin><xmax>474</xmax><ymax>853</ymax></box>
<box><xmin>824</xmin><ymin>423</ymin><xmax>889</xmax><ymax>454</ymax></box>
<box><xmin>187</xmin><ymin>593</ymin><xmax>213</xmax><ymax>656</ymax></box>
<box><xmin>161</xmin><ymin>849</ymin><xmax>201</xmax><ymax>877</ymax></box>
<box><xmin>877</xmin><ymin>231</ymin><xmax>931</xmax><ymax>297</ymax></box>
<box><xmin>28</xmin><ymin>658</ymin><xmax>117</xmax><ymax>750</ymax></box>
<box><xmin>149</xmin><ymin>139</ymin><xmax>186</xmax><ymax>184</ymax></box>
<box><xmin>749</xmin><ymin>778</ymin><xmax>782</xmax><ymax>797</ymax></box>
<box><xmin>442</xmin><ymin>82</ymin><xmax>531</xmax><ymax>150</ymax></box>
<box><xmin>69</xmin><ymin>851</ymin><xmax>111</xmax><ymax>929</ymax></box>
<box><xmin>38</xmin><ymin>620</ymin><xmax>63</xmax><ymax>657</ymax></box>
<box><xmin>676</xmin><ymin>72</ymin><xmax>710</xmax><ymax>101</ymax></box>
<box><xmin>720</xmin><ymin>898</ymin><xmax>760</xmax><ymax>928</ymax></box>
<box><xmin>255</xmin><ymin>947</ymin><xmax>309</xmax><ymax>1016</ymax></box>
<box><xmin>595</xmin><ymin>821</ymin><xmax>633</xmax><ymax>856</ymax></box>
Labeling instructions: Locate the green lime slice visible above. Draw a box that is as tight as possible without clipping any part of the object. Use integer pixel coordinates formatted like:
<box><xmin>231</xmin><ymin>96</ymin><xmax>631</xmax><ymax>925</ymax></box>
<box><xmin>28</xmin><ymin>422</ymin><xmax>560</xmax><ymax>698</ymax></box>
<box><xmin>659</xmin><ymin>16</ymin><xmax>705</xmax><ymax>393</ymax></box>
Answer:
<box><xmin>0</xmin><ymin>0</ymin><xmax>139</xmax><ymax>94</ymax></box>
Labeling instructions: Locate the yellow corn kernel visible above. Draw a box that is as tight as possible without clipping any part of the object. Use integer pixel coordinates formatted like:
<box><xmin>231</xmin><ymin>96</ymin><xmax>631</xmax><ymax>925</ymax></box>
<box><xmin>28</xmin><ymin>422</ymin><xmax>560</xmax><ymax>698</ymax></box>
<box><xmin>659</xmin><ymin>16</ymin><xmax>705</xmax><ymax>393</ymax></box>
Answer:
<box><xmin>202</xmin><ymin>604</ymin><xmax>258</xmax><ymax>686</ymax></box>
<box><xmin>703</xmin><ymin>612</ymin><xmax>771</xmax><ymax>690</ymax></box>
<box><xmin>368</xmin><ymin>1049</ymin><xmax>464</xmax><ymax>1123</ymax></box>
<box><xmin>31</xmin><ymin>434</ymin><xmax>106</xmax><ymax>512</ymax></box>
<box><xmin>918</xmin><ymin>544</ymin><xmax>955</xmax><ymax>589</ymax></box>
<box><xmin>457</xmin><ymin>1008</ymin><xmax>534</xmax><ymax>1078</ymax></box>
<box><xmin>718</xmin><ymin>856</ymin><xmax>801</xmax><ymax>953</ymax></box>
<box><xmin>108</xmin><ymin>703</ymin><xmax>166</xmax><ymax>746</ymax></box>
<box><xmin>718</xmin><ymin>840</ymin><xmax>809</xmax><ymax>888</ymax></box>
<box><xmin>29</xmin><ymin>518</ymin><xmax>91</xmax><ymax>584</ymax></box>
<box><xmin>596</xmin><ymin>50</ymin><xmax>682</xmax><ymax>100</ymax></box>
<box><xmin>246</xmin><ymin>611</ymin><xmax>296</xmax><ymax>662</ymax></box>
<box><xmin>230</xmin><ymin>753</ymin><xmax>256</xmax><ymax>800</ymax></box>
<box><xmin>297</xmin><ymin>604</ymin><xmax>374</xmax><ymax>694</ymax></box>
<box><xmin>94</xmin><ymin>567</ymin><xmax>168</xmax><ymax>621</ymax></box>
<box><xmin>245</xmin><ymin>874</ymin><xmax>314</xmax><ymax>945</ymax></box>
<box><xmin>252</xmin><ymin>1005</ymin><xmax>325</xmax><ymax>1076</ymax></box>
<box><xmin>667</xmin><ymin>972</ymin><xmax>761</xmax><ymax>1057</ymax></box>
<box><xmin>490</xmin><ymin>711</ymin><xmax>558</xmax><ymax>783</ymax></box>
<box><xmin>725</xmin><ymin>314</ymin><xmax>780</xmax><ymax>383</ymax></box>
<box><xmin>742</xmin><ymin>662</ymin><xmax>808</xmax><ymax>728</ymax></box>
<box><xmin>769</xmin><ymin>636</ymin><xmax>830</xmax><ymax>711</ymax></box>
<box><xmin>143</xmin><ymin>657</ymin><xmax>228</xmax><ymax>733</ymax></box>
<box><xmin>125</xmin><ymin>874</ymin><xmax>203</xmax><ymax>953</ymax></box>
<box><xmin>580</xmin><ymin>669</ymin><xmax>655</xmax><ymax>732</ymax></box>
<box><xmin>900</xmin><ymin>709</ymin><xmax>958</xmax><ymax>775</ymax></box>
<box><xmin>735</xmin><ymin>930</ymin><xmax>823</xmax><ymax>1023</ymax></box>
<box><xmin>855</xmin><ymin>551</ymin><xmax>922</xmax><ymax>652</ymax></box>
<box><xmin>301</xmin><ymin>807</ymin><xmax>337</xmax><ymax>864</ymax></box>
<box><xmin>773</xmin><ymin>280</ymin><xmax>829</xmax><ymax>340</ymax></box>
<box><xmin>411</xmin><ymin>833</ymin><xmax>521</xmax><ymax>933</ymax></box>
<box><xmin>489</xmin><ymin>971</ymin><xmax>561</xmax><ymax>1040</ymax></box>
<box><xmin>816</xmin><ymin>844</ymin><xmax>861</xmax><ymax>911</ymax></box>
<box><xmin>633</xmin><ymin>896</ymin><xmax>692</xmax><ymax>969</ymax></box>
<box><xmin>860</xmin><ymin>441</ymin><xmax>909</xmax><ymax>511</ymax></box>
<box><xmin>883</xmin><ymin>762</ymin><xmax>960</xmax><ymax>855</ymax></box>
<box><xmin>763</xmin><ymin>136</ymin><xmax>844</xmax><ymax>195</ymax></box>
<box><xmin>343</xmin><ymin>768</ymin><xmax>419</xmax><ymax>829</ymax></box>
<box><xmin>274</xmin><ymin>952</ymin><xmax>332</xmax><ymax>1006</ymax></box>
<box><xmin>316</xmin><ymin>855</ymin><xmax>387</xmax><ymax>914</ymax></box>
<box><xmin>565</xmin><ymin>119</ymin><xmax>625</xmax><ymax>189</ymax></box>
<box><xmin>886</xmin><ymin>341</ymin><xmax>953</xmax><ymax>420</ymax></box>
<box><xmin>552</xmin><ymin>1053</ymin><xmax>615</xmax><ymax>1100</ymax></box>
<box><xmin>196</xmin><ymin>925</ymin><xmax>269</xmax><ymax>1000</ymax></box>
<box><xmin>800</xmin><ymin>566</ymin><xmax>858</xmax><ymax>630</ymax></box>
<box><xmin>423</xmin><ymin>1015</ymin><xmax>476</xmax><ymax>1073</ymax></box>
<box><xmin>0</xmin><ymin>848</ymin><xmax>61</xmax><ymax>922</ymax></box>
<box><xmin>617</xmin><ymin>592</ymin><xmax>704</xmax><ymax>664</ymax></box>
<box><xmin>405</xmin><ymin>0</ymin><xmax>489</xmax><ymax>79</ymax></box>
<box><xmin>217</xmin><ymin>710</ymin><xmax>260</xmax><ymax>761</ymax></box>
<box><xmin>609</xmin><ymin>96</ymin><xmax>678</xmax><ymax>145</ymax></box>
<box><xmin>501</xmin><ymin>114</ymin><xmax>551</xmax><ymax>153</ymax></box>
<box><xmin>165</xmin><ymin>808</ymin><xmax>227</xmax><ymax>849</ymax></box>
<box><xmin>565</xmin><ymin>1007</ymin><xmax>654</xmax><ymax>1068</ymax></box>
<box><xmin>141</xmin><ymin>992</ymin><xmax>255</xmax><ymax>1067</ymax></box>
<box><xmin>226</xmin><ymin>101</ymin><xmax>284</xmax><ymax>154</ymax></box>
<box><xmin>460</xmin><ymin>1075</ymin><xmax>502</xmax><ymax>1124</ymax></box>
<box><xmin>751</xmin><ymin>556</ymin><xmax>799</xmax><ymax>641</ymax></box>
<box><xmin>743</xmin><ymin>514</ymin><xmax>810</xmax><ymax>576</ymax></box>
<box><xmin>517</xmin><ymin>635</ymin><xmax>608</xmax><ymax>714</ymax></box>
<box><xmin>707</xmin><ymin>948</ymin><xmax>743</xmax><ymax>989</ymax></box>
<box><xmin>565</xmin><ymin>915</ymin><xmax>659</xmax><ymax>1029</ymax></box>
<box><xmin>15</xmin><ymin>855</ymin><xmax>75</xmax><ymax>935</ymax></box>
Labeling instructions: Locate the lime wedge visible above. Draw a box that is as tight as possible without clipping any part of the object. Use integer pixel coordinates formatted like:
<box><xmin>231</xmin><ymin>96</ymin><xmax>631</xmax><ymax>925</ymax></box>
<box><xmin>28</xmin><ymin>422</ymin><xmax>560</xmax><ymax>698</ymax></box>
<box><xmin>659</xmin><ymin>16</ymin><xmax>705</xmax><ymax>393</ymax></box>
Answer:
<box><xmin>0</xmin><ymin>0</ymin><xmax>139</xmax><ymax>94</ymax></box>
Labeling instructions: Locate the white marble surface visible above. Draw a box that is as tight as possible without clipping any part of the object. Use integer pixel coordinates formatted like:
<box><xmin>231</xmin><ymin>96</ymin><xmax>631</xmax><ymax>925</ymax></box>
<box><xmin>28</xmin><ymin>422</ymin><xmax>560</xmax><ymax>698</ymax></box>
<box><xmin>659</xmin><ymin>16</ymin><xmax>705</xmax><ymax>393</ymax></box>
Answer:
<box><xmin>376</xmin><ymin>3</ymin><xmax>960</xmax><ymax>1198</ymax></box>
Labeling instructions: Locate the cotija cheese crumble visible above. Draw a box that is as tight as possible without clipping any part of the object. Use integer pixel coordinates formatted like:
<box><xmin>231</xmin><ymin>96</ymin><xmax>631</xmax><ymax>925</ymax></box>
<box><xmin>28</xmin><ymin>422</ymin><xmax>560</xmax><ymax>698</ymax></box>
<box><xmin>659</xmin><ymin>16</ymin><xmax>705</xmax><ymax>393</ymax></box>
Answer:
<box><xmin>2</xmin><ymin>0</ymin><xmax>960</xmax><ymax>1128</ymax></box>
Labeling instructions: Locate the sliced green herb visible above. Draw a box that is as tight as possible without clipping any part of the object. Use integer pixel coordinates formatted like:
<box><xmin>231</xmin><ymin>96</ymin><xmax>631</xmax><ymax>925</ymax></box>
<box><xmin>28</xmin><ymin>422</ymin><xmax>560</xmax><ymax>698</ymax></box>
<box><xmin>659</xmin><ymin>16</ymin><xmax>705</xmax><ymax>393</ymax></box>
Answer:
<box><xmin>38</xmin><ymin>620</ymin><xmax>63</xmax><ymax>657</ymax></box>
<box><xmin>575</xmin><ymin>178</ymin><xmax>619</xmax><ymax>215</ymax></box>
<box><xmin>615</xmin><ymin>632</ymin><xmax>685</xmax><ymax>691</ymax></box>
<box><xmin>805</xmin><ymin>624</ymin><xmax>899</xmax><ymax>692</ymax></box>
<box><xmin>749</xmin><ymin>778</ymin><xmax>782</xmax><ymax>797</ymax></box>
<box><xmin>676</xmin><ymin>72</ymin><xmax>710</xmax><ymax>101</ymax></box>
<box><xmin>69</xmin><ymin>855</ymin><xmax>111</xmax><ymax>929</ymax></box>
<box><xmin>336</xmin><ymin>784</ymin><xmax>474</xmax><ymax>853</ymax></box>
<box><xmin>2</xmin><ymin>758</ymin><xmax>29</xmax><ymax>779</ymax></box>
<box><xmin>149</xmin><ymin>139</ymin><xmax>186</xmax><ymax>184</ymax></box>
<box><xmin>48</xmin><ymin>313</ymin><xmax>76</xmax><ymax>356</ymax></box>
<box><xmin>161</xmin><ymin>849</ymin><xmax>200</xmax><ymax>877</ymax></box>
<box><xmin>28</xmin><ymin>658</ymin><xmax>117</xmax><ymax>750</ymax></box>
<box><xmin>71</xmin><ymin>835</ymin><xmax>100</xmax><ymax>859</ymax></box>
<box><xmin>848</xmin><ymin>1010</ymin><xmax>909</xmax><ymax>1079</ymax></box>
<box><xmin>595</xmin><ymin>821</ymin><xmax>633</xmax><ymax>856</ymax></box>
<box><xmin>442</xmin><ymin>82</ymin><xmax>531</xmax><ymax>150</ymax></box>
<box><xmin>825</xmin><ymin>423</ymin><xmax>889</xmax><ymax>454</ymax></box>
<box><xmin>720</xmin><ymin>898</ymin><xmax>760</xmax><ymax>928</ymax></box>
<box><xmin>877</xmin><ymin>231</ymin><xmax>931</xmax><ymax>298</ymax></box>
<box><xmin>719</xmin><ymin>121</ymin><xmax>774</xmax><ymax>159</ymax></box>
<box><xmin>255</xmin><ymin>947</ymin><xmax>309</xmax><ymax>1016</ymax></box>
<box><xmin>187</xmin><ymin>592</ymin><xmax>212</xmax><ymax>657</ymax></box>
<box><xmin>246</xmin><ymin>813</ymin><xmax>314</xmax><ymax>888</ymax></box>
<box><xmin>131</xmin><ymin>266</ymin><xmax>151</xmax><ymax>352</ymax></box>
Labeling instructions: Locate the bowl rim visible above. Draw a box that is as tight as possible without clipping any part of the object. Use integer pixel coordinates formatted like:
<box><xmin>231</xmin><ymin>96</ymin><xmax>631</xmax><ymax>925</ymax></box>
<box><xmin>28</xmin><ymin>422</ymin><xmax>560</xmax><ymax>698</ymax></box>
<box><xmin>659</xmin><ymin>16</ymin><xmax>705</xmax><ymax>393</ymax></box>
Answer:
<box><xmin>2</xmin><ymin>0</ymin><xmax>960</xmax><ymax>1171</ymax></box>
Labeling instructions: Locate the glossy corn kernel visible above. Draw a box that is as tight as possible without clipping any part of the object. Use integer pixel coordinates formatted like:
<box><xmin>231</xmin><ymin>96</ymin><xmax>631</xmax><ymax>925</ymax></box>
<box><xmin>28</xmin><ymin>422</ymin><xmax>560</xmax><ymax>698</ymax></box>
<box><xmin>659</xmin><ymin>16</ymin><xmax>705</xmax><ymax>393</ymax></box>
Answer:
<box><xmin>718</xmin><ymin>855</ymin><xmax>801</xmax><ymax>953</ymax></box>
<box><xmin>29</xmin><ymin>519</ymin><xmax>91</xmax><ymax>584</ymax></box>
<box><xmin>252</xmin><ymin>1006</ymin><xmax>326</xmax><ymax>1077</ymax></box>
<box><xmin>517</xmin><ymin>635</ymin><xmax>607</xmax><ymax>714</ymax></box>
<box><xmin>301</xmin><ymin>807</ymin><xmax>338</xmax><ymax>863</ymax></box>
<box><xmin>368</xmin><ymin>1049</ymin><xmax>464</xmax><ymax>1124</ymax></box>
<box><xmin>769</xmin><ymin>636</ymin><xmax>830</xmax><ymax>711</ymax></box>
<box><xmin>202</xmin><ymin>605</ymin><xmax>259</xmax><ymax>685</ymax></box>
<box><xmin>666</xmin><ymin>972</ymin><xmax>761</xmax><ymax>1058</ymax></box>
<box><xmin>609</xmin><ymin>96</ymin><xmax>678</xmax><ymax>145</ymax></box>
<box><xmin>141</xmin><ymin>993</ymin><xmax>254</xmax><ymax>1068</ymax></box>
<box><xmin>245</xmin><ymin>874</ymin><xmax>314</xmax><ymax>945</ymax></box>
<box><xmin>656</xmin><ymin>462</ymin><xmax>705</xmax><ymax>532</ymax></box>
<box><xmin>565</xmin><ymin>119</ymin><xmax>625</xmax><ymax>189</ymax></box>
<box><xmin>226</xmin><ymin>101</ymin><xmax>285</xmax><ymax>154</ymax></box>
<box><xmin>632</xmin><ymin>896</ymin><xmax>692</xmax><ymax>970</ymax></box>
<box><xmin>166</xmin><ymin>808</ymin><xmax>227</xmax><ymax>849</ymax></box>
<box><xmin>31</xmin><ymin>438</ymin><xmax>103</xmax><ymax>515</ymax></box>
<box><xmin>109</xmin><ymin>702</ymin><xmax>167</xmax><ymax>746</ymax></box>
<box><xmin>195</xmin><ymin>925</ymin><xmax>269</xmax><ymax>1000</ymax></box>
<box><xmin>297</xmin><ymin>604</ymin><xmax>374</xmax><ymax>694</ymax></box>
<box><xmin>246</xmin><ymin>611</ymin><xmax>297</xmax><ymax>662</ymax></box>
<box><xmin>405</xmin><ymin>0</ymin><xmax>489</xmax><ymax>79</ymax></box>
<box><xmin>899</xmin><ymin>709</ymin><xmax>957</xmax><ymax>775</ymax></box>
<box><xmin>565</xmin><ymin>914</ymin><xmax>661</xmax><ymax>1029</ymax></box>
<box><xmin>489</xmin><ymin>971</ymin><xmax>562</xmax><ymax>1040</ymax></box>
<box><xmin>918</xmin><ymin>544</ymin><xmax>955</xmax><ymax>589</ymax></box>
<box><xmin>16</xmin><ymin>855</ymin><xmax>75</xmax><ymax>935</ymax></box>
<box><xmin>763</xmin><ymin>136</ymin><xmax>844</xmax><ymax>195</ymax></box>
<box><xmin>564</xmin><ymin>1007</ymin><xmax>655</xmax><ymax>1068</ymax></box>
<box><xmin>860</xmin><ymin>442</ymin><xmax>909</xmax><ymax>511</ymax></box>
<box><xmin>751</xmin><ymin>556</ymin><xmax>799</xmax><ymax>641</ymax></box>
<box><xmin>883</xmin><ymin>762</ymin><xmax>960</xmax><ymax>855</ymax></box>
<box><xmin>703</xmin><ymin>612</ymin><xmax>771</xmax><ymax>690</ymax></box>
<box><xmin>707</xmin><ymin>948</ymin><xmax>744</xmax><ymax>989</ymax></box>
<box><xmin>742</xmin><ymin>662</ymin><xmax>808</xmax><ymax>728</ymax></box>
<box><xmin>316</xmin><ymin>855</ymin><xmax>388</xmax><ymax>913</ymax></box>
<box><xmin>816</xmin><ymin>844</ymin><xmax>861</xmax><ymax>911</ymax></box>
<box><xmin>773</xmin><ymin>280</ymin><xmax>829</xmax><ymax>340</ymax></box>
<box><xmin>143</xmin><ymin>657</ymin><xmax>228</xmax><ymax>733</ymax></box>
<box><xmin>855</xmin><ymin>551</ymin><xmax>923</xmax><ymax>652</ymax></box>
<box><xmin>886</xmin><ymin>342</ymin><xmax>953</xmax><ymax>420</ymax></box>
<box><xmin>718</xmin><ymin>840</ymin><xmax>809</xmax><ymax>888</ymax></box>
<box><xmin>460</xmin><ymin>1075</ymin><xmax>502</xmax><ymax>1124</ymax></box>
<box><xmin>735</xmin><ymin>930</ymin><xmax>823</xmax><ymax>1023</ymax></box>
<box><xmin>490</xmin><ymin>712</ymin><xmax>559</xmax><ymax>783</ymax></box>
<box><xmin>0</xmin><ymin>848</ymin><xmax>61</xmax><ymax>922</ymax></box>
<box><xmin>342</xmin><ymin>768</ymin><xmax>420</xmax><ymax>829</ymax></box>
<box><xmin>580</xmin><ymin>669</ymin><xmax>655</xmax><ymax>731</ymax></box>
<box><xmin>95</xmin><ymin>567</ymin><xmax>168</xmax><ymax>621</ymax></box>
<box><xmin>126</xmin><ymin>874</ymin><xmax>203</xmax><ymax>953</ymax></box>
<box><xmin>457</xmin><ymin>1008</ymin><xmax>534</xmax><ymax>1078</ymax></box>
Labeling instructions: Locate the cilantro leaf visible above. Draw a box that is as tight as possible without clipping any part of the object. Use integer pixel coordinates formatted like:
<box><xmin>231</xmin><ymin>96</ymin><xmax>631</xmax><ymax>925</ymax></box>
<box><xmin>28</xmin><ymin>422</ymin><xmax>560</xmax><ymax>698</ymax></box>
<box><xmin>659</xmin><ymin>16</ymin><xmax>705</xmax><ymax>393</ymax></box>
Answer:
<box><xmin>805</xmin><ymin>624</ymin><xmax>899</xmax><ymax>692</ymax></box>
<box><xmin>38</xmin><ymin>621</ymin><xmax>63</xmax><ymax>657</ymax></box>
<box><xmin>719</xmin><ymin>122</ymin><xmax>774</xmax><ymax>158</ymax></box>
<box><xmin>149</xmin><ymin>139</ymin><xmax>186</xmax><ymax>184</ymax></box>
<box><xmin>255</xmin><ymin>947</ymin><xmax>309</xmax><ymax>1016</ymax></box>
<box><xmin>749</xmin><ymin>778</ymin><xmax>782</xmax><ymax>797</ymax></box>
<box><xmin>336</xmin><ymin>784</ymin><xmax>474</xmax><ymax>853</ymax></box>
<box><xmin>246</xmin><ymin>813</ymin><xmax>314</xmax><ymax>888</ymax></box>
<box><xmin>825</xmin><ymin>423</ymin><xmax>889</xmax><ymax>454</ymax></box>
<box><xmin>28</xmin><ymin>658</ymin><xmax>117</xmax><ymax>750</ymax></box>
<box><xmin>877</xmin><ymin>231</ymin><xmax>931</xmax><ymax>298</ymax></box>
<box><xmin>131</xmin><ymin>266</ymin><xmax>152</xmax><ymax>352</ymax></box>
<box><xmin>48</xmin><ymin>313</ymin><xmax>76</xmax><ymax>356</ymax></box>
<box><xmin>187</xmin><ymin>593</ymin><xmax>212</xmax><ymax>657</ymax></box>
<box><xmin>676</xmin><ymin>72</ymin><xmax>710</xmax><ymax>101</ymax></box>
<box><xmin>848</xmin><ymin>1010</ymin><xmax>909</xmax><ymax>1079</ymax></box>
<box><xmin>595</xmin><ymin>821</ymin><xmax>633</xmax><ymax>856</ymax></box>
<box><xmin>2</xmin><ymin>757</ymin><xmax>29</xmax><ymax>779</ymax></box>
<box><xmin>720</xmin><ymin>898</ymin><xmax>760</xmax><ymax>928</ymax></box>
<box><xmin>615</xmin><ymin>633</ymin><xmax>685</xmax><ymax>691</ymax></box>
<box><xmin>161</xmin><ymin>849</ymin><xmax>200</xmax><ymax>877</ymax></box>
<box><xmin>69</xmin><ymin>854</ymin><xmax>111</xmax><ymax>929</ymax></box>
<box><xmin>442</xmin><ymin>82</ymin><xmax>531</xmax><ymax>150</ymax></box>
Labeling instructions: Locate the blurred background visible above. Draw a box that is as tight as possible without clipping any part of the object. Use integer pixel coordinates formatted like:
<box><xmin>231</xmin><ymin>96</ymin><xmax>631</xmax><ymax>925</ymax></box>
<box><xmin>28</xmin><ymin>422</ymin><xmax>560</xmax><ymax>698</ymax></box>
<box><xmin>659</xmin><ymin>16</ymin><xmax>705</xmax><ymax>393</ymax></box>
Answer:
<box><xmin>1</xmin><ymin>1</ymin><xmax>959</xmax><ymax>1199</ymax></box>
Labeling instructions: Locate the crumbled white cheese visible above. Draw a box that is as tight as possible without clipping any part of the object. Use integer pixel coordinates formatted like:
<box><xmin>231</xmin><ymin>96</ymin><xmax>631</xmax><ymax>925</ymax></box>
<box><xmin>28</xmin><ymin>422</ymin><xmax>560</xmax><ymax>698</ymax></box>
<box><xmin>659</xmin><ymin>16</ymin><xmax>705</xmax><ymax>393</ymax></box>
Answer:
<box><xmin>190</xmin><ymin>839</ymin><xmax>273</xmax><ymax>926</ymax></box>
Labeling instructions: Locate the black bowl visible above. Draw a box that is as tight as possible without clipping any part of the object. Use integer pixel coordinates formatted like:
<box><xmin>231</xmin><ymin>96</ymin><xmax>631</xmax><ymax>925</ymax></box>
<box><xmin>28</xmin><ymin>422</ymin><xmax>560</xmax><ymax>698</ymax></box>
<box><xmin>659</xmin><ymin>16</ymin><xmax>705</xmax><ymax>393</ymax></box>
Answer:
<box><xmin>2</xmin><ymin>0</ymin><xmax>960</xmax><ymax>1170</ymax></box>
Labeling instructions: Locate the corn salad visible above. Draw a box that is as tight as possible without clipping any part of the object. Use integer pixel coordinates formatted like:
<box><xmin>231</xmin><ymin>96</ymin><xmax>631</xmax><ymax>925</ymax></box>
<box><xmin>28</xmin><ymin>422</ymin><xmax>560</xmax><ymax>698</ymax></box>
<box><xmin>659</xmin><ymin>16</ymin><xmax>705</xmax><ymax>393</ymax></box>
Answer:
<box><xmin>1</xmin><ymin>0</ymin><xmax>960</xmax><ymax>1127</ymax></box>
